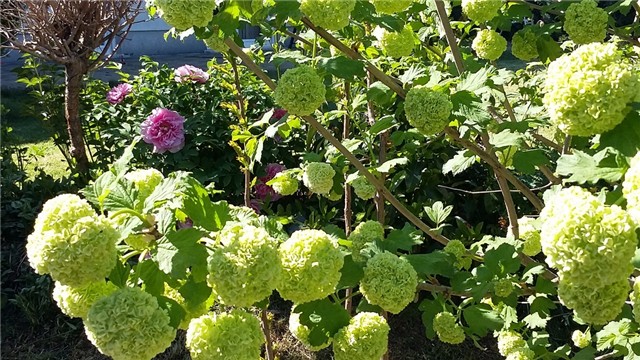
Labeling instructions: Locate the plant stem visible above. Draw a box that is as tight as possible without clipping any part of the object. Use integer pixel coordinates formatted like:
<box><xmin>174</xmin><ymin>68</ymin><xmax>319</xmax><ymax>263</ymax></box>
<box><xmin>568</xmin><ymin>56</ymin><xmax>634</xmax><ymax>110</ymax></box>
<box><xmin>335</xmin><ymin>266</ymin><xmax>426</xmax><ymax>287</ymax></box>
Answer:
<box><xmin>108</xmin><ymin>208</ymin><xmax>151</xmax><ymax>227</ymax></box>
<box><xmin>229</xmin><ymin>55</ymin><xmax>252</xmax><ymax>207</ymax></box>
<box><xmin>343</xmin><ymin>80</ymin><xmax>354</xmax><ymax>314</ymax></box>
<box><xmin>261</xmin><ymin>308</ymin><xmax>275</xmax><ymax>360</ymax></box>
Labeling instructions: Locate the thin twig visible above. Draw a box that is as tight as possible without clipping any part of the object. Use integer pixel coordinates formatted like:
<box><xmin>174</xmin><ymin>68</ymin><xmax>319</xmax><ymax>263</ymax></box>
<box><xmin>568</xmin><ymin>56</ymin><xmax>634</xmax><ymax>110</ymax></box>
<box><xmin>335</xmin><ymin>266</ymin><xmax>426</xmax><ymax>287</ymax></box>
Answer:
<box><xmin>261</xmin><ymin>308</ymin><xmax>275</xmax><ymax>360</ymax></box>
<box><xmin>343</xmin><ymin>80</ymin><xmax>354</xmax><ymax>314</ymax></box>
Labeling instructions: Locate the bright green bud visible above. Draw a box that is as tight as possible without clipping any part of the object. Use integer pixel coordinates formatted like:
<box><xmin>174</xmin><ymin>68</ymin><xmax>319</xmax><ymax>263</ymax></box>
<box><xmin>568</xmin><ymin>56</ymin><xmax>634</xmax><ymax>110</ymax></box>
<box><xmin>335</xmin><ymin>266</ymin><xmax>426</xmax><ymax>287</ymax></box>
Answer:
<box><xmin>360</xmin><ymin>252</ymin><xmax>418</xmax><ymax>314</ymax></box>
<box><xmin>269</xmin><ymin>172</ymin><xmax>299</xmax><ymax>196</ymax></box>
<box><xmin>571</xmin><ymin>329</ymin><xmax>592</xmax><ymax>349</ymax></box>
<box><xmin>564</xmin><ymin>0</ymin><xmax>608</xmax><ymax>44</ymax></box>
<box><xmin>351</xmin><ymin>175</ymin><xmax>376</xmax><ymax>200</ymax></box>
<box><xmin>52</xmin><ymin>280</ymin><xmax>118</xmax><ymax>319</ymax></box>
<box><xmin>370</xmin><ymin>0</ymin><xmax>413</xmax><ymax>14</ymax></box>
<box><xmin>299</xmin><ymin>0</ymin><xmax>356</xmax><ymax>31</ymax></box>
<box><xmin>303</xmin><ymin>162</ymin><xmax>336</xmax><ymax>195</ymax></box>
<box><xmin>404</xmin><ymin>86</ymin><xmax>452</xmax><ymax>135</ymax></box>
<box><xmin>472</xmin><ymin>29</ymin><xmax>507</xmax><ymax>61</ymax></box>
<box><xmin>348</xmin><ymin>221</ymin><xmax>384</xmax><ymax>262</ymax></box>
<box><xmin>511</xmin><ymin>27</ymin><xmax>538</xmax><ymax>61</ymax></box>
<box><xmin>433</xmin><ymin>312</ymin><xmax>465</xmax><ymax>344</ymax></box>
<box><xmin>462</xmin><ymin>0</ymin><xmax>503</xmax><ymax>23</ymax></box>
<box><xmin>497</xmin><ymin>330</ymin><xmax>526</xmax><ymax>357</ymax></box>
<box><xmin>333</xmin><ymin>312</ymin><xmax>390</xmax><ymax>360</ymax></box>
<box><xmin>274</xmin><ymin>65</ymin><xmax>326</xmax><ymax>116</ymax></box>
<box><xmin>154</xmin><ymin>0</ymin><xmax>217</xmax><ymax>30</ymax></box>
<box><xmin>493</xmin><ymin>278</ymin><xmax>514</xmax><ymax>298</ymax></box>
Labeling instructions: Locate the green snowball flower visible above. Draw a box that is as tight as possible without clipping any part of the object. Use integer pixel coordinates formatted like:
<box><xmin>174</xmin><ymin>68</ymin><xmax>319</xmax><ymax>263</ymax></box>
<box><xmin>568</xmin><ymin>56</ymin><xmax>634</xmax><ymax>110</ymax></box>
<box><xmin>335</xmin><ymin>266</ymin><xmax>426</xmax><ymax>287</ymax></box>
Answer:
<box><xmin>461</xmin><ymin>0</ymin><xmax>503</xmax><ymax>23</ymax></box>
<box><xmin>360</xmin><ymin>252</ymin><xmax>418</xmax><ymax>314</ymax></box>
<box><xmin>375</xmin><ymin>26</ymin><xmax>415</xmax><ymax>58</ymax></box>
<box><xmin>300</xmin><ymin>0</ymin><xmax>356</xmax><ymax>31</ymax></box>
<box><xmin>558</xmin><ymin>279</ymin><xmax>630</xmax><ymax>325</ymax></box>
<box><xmin>564</xmin><ymin>0</ymin><xmax>608</xmax><ymax>44</ymax></box>
<box><xmin>370</xmin><ymin>0</ymin><xmax>413</xmax><ymax>14</ymax></box>
<box><xmin>274</xmin><ymin>65</ymin><xmax>326</xmax><ymax>116</ymax></box>
<box><xmin>333</xmin><ymin>312</ymin><xmax>390</xmax><ymax>360</ymax></box>
<box><xmin>125</xmin><ymin>168</ymin><xmax>164</xmax><ymax>203</ymax></box>
<box><xmin>351</xmin><ymin>175</ymin><xmax>376</xmax><ymax>200</ymax></box>
<box><xmin>623</xmin><ymin>151</ymin><xmax>640</xmax><ymax>225</ymax></box>
<box><xmin>571</xmin><ymin>329</ymin><xmax>592</xmax><ymax>349</ymax></box>
<box><xmin>404</xmin><ymin>86</ymin><xmax>452</xmax><ymax>135</ymax></box>
<box><xmin>511</xmin><ymin>27</ymin><xmax>539</xmax><ymax>61</ymax></box>
<box><xmin>497</xmin><ymin>330</ymin><xmax>526</xmax><ymax>357</ymax></box>
<box><xmin>203</xmin><ymin>26</ymin><xmax>227</xmax><ymax>52</ymax></box>
<box><xmin>277</xmin><ymin>229</ymin><xmax>344</xmax><ymax>303</ymax></box>
<box><xmin>207</xmin><ymin>222</ymin><xmax>281</xmax><ymax>308</ymax></box>
<box><xmin>27</xmin><ymin>215</ymin><xmax>118</xmax><ymax>287</ymax></box>
<box><xmin>518</xmin><ymin>217</ymin><xmax>541</xmax><ymax>256</ymax></box>
<box><xmin>444</xmin><ymin>240</ymin><xmax>466</xmax><ymax>259</ymax></box>
<box><xmin>52</xmin><ymin>281</ymin><xmax>118</xmax><ymax>319</ymax></box>
<box><xmin>506</xmin><ymin>348</ymin><xmax>535</xmax><ymax>360</ymax></box>
<box><xmin>269</xmin><ymin>172</ymin><xmax>299</xmax><ymax>196</ymax></box>
<box><xmin>289</xmin><ymin>307</ymin><xmax>332</xmax><ymax>351</ymax></box>
<box><xmin>472</xmin><ymin>29</ymin><xmax>507</xmax><ymax>61</ymax></box>
<box><xmin>493</xmin><ymin>278</ymin><xmax>514</xmax><ymax>298</ymax></box>
<box><xmin>303</xmin><ymin>162</ymin><xmax>336</xmax><ymax>195</ymax></box>
<box><xmin>31</xmin><ymin>194</ymin><xmax>95</xmax><ymax>234</ymax></box>
<box><xmin>85</xmin><ymin>287</ymin><xmax>176</xmax><ymax>360</ymax></box>
<box><xmin>432</xmin><ymin>312</ymin><xmax>465</xmax><ymax>344</ymax></box>
<box><xmin>348</xmin><ymin>221</ymin><xmax>384</xmax><ymax>263</ymax></box>
<box><xmin>186</xmin><ymin>310</ymin><xmax>264</xmax><ymax>360</ymax></box>
<box><xmin>540</xmin><ymin>186</ymin><xmax>637</xmax><ymax>288</ymax></box>
<box><xmin>543</xmin><ymin>43</ymin><xmax>639</xmax><ymax>137</ymax></box>
<box><xmin>154</xmin><ymin>0</ymin><xmax>217</xmax><ymax>30</ymax></box>
<box><xmin>631</xmin><ymin>277</ymin><xmax>640</xmax><ymax>323</ymax></box>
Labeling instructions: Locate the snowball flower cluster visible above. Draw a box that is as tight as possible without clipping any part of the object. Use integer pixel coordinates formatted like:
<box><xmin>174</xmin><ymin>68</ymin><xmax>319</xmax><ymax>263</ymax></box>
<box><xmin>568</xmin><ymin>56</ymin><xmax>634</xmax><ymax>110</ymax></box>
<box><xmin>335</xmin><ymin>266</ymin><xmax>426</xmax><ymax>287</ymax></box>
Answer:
<box><xmin>444</xmin><ymin>240</ymin><xmax>472</xmax><ymax>269</ymax></box>
<box><xmin>497</xmin><ymin>330</ymin><xmax>526</xmax><ymax>357</ymax></box>
<box><xmin>571</xmin><ymin>329</ymin><xmax>592</xmax><ymax>349</ymax></box>
<box><xmin>274</xmin><ymin>65</ymin><xmax>326</xmax><ymax>116</ymax></box>
<box><xmin>333</xmin><ymin>312</ymin><xmax>390</xmax><ymax>360</ymax></box>
<box><xmin>623</xmin><ymin>151</ymin><xmax>640</xmax><ymax>225</ymax></box>
<box><xmin>207</xmin><ymin>222</ymin><xmax>281</xmax><ymax>307</ymax></box>
<box><xmin>461</xmin><ymin>0</ymin><xmax>503</xmax><ymax>23</ymax></box>
<box><xmin>404</xmin><ymin>86</ymin><xmax>452</xmax><ymax>135</ymax></box>
<box><xmin>303</xmin><ymin>162</ymin><xmax>335</xmax><ymax>195</ymax></box>
<box><xmin>186</xmin><ymin>310</ymin><xmax>264</xmax><ymax>360</ymax></box>
<box><xmin>289</xmin><ymin>307</ymin><xmax>332</xmax><ymax>350</ymax></box>
<box><xmin>174</xmin><ymin>65</ymin><xmax>209</xmax><ymax>84</ymax></box>
<box><xmin>300</xmin><ymin>0</ymin><xmax>356</xmax><ymax>31</ymax></box>
<box><xmin>125</xmin><ymin>168</ymin><xmax>164</xmax><ymax>202</ymax></box>
<box><xmin>493</xmin><ymin>278</ymin><xmax>514</xmax><ymax>297</ymax></box>
<box><xmin>360</xmin><ymin>252</ymin><xmax>418</xmax><ymax>314</ymax></box>
<box><xmin>511</xmin><ymin>27</ymin><xmax>538</xmax><ymax>61</ymax></box>
<box><xmin>543</xmin><ymin>43</ymin><xmax>639</xmax><ymax>137</ymax></box>
<box><xmin>52</xmin><ymin>281</ymin><xmax>118</xmax><ymax>319</ymax></box>
<box><xmin>277</xmin><ymin>229</ymin><xmax>344</xmax><ymax>304</ymax></box>
<box><xmin>432</xmin><ymin>312</ymin><xmax>465</xmax><ymax>344</ymax></box>
<box><xmin>154</xmin><ymin>0</ymin><xmax>217</xmax><ymax>30</ymax></box>
<box><xmin>203</xmin><ymin>26</ymin><xmax>226</xmax><ymax>52</ymax></box>
<box><xmin>518</xmin><ymin>217</ymin><xmax>541</xmax><ymax>256</ymax></box>
<box><xmin>106</xmin><ymin>83</ymin><xmax>132</xmax><ymax>105</ymax></box>
<box><xmin>370</xmin><ymin>0</ymin><xmax>413</xmax><ymax>14</ymax></box>
<box><xmin>472</xmin><ymin>29</ymin><xmax>507</xmax><ymax>61</ymax></box>
<box><xmin>540</xmin><ymin>186</ymin><xmax>637</xmax><ymax>324</ymax></box>
<box><xmin>269</xmin><ymin>171</ymin><xmax>299</xmax><ymax>196</ymax></box>
<box><xmin>255</xmin><ymin>163</ymin><xmax>286</xmax><ymax>201</ymax></box>
<box><xmin>351</xmin><ymin>175</ymin><xmax>376</xmax><ymax>200</ymax></box>
<box><xmin>631</xmin><ymin>277</ymin><xmax>640</xmax><ymax>323</ymax></box>
<box><xmin>348</xmin><ymin>221</ymin><xmax>384</xmax><ymax>263</ymax></box>
<box><xmin>563</xmin><ymin>0</ymin><xmax>608</xmax><ymax>44</ymax></box>
<box><xmin>85</xmin><ymin>287</ymin><xmax>176</xmax><ymax>360</ymax></box>
<box><xmin>141</xmin><ymin>108</ymin><xmax>186</xmax><ymax>154</ymax></box>
<box><xmin>26</xmin><ymin>195</ymin><xmax>118</xmax><ymax>287</ymax></box>
<box><xmin>375</xmin><ymin>26</ymin><xmax>415</xmax><ymax>58</ymax></box>
<box><xmin>506</xmin><ymin>348</ymin><xmax>535</xmax><ymax>360</ymax></box>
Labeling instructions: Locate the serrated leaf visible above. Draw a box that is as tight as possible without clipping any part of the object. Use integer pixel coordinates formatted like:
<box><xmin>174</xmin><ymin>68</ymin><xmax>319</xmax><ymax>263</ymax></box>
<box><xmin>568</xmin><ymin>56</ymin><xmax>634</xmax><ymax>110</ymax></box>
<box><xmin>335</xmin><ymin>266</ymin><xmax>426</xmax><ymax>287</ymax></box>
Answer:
<box><xmin>179</xmin><ymin>278</ymin><xmax>212</xmax><ymax>310</ymax></box>
<box><xmin>383</xmin><ymin>223</ymin><xmax>424</xmax><ymax>252</ymax></box>
<box><xmin>442</xmin><ymin>150</ymin><xmax>477</xmax><ymax>175</ymax></box>
<box><xmin>367</xmin><ymin>81</ymin><xmax>395</xmax><ymax>108</ymax></box>
<box><xmin>523</xmin><ymin>312</ymin><xmax>548</xmax><ymax>329</ymax></box>
<box><xmin>484</xmin><ymin>243</ymin><xmax>520</xmax><ymax>277</ymax></box>
<box><xmin>154</xmin><ymin>228</ymin><xmax>208</xmax><ymax>281</ymax></box>
<box><xmin>316</xmin><ymin>56</ymin><xmax>365</xmax><ymax>80</ymax></box>
<box><xmin>108</xmin><ymin>260</ymin><xmax>130</xmax><ymax>288</ymax></box>
<box><xmin>155</xmin><ymin>295</ymin><xmax>186</xmax><ymax>329</ymax></box>
<box><xmin>556</xmin><ymin>148</ymin><xmax>627</xmax><ymax>184</ymax></box>
<box><xmin>574</xmin><ymin>347</ymin><xmax>597</xmax><ymax>360</ymax></box>
<box><xmin>137</xmin><ymin>260</ymin><xmax>167</xmax><ymax>296</ymax></box>
<box><xmin>336</xmin><ymin>255</ymin><xmax>365</xmax><ymax>290</ymax></box>
<box><xmin>599</xmin><ymin>111</ymin><xmax>640</xmax><ymax>157</ymax></box>
<box><xmin>292</xmin><ymin>299</ymin><xmax>351</xmax><ymax>348</ymax></box>
<box><xmin>402</xmin><ymin>251</ymin><xmax>456</xmax><ymax>277</ymax></box>
<box><xmin>270</xmin><ymin>50</ymin><xmax>311</xmax><ymax>66</ymax></box>
<box><xmin>212</xmin><ymin>3</ymin><xmax>241</xmax><ymax>37</ymax></box>
<box><xmin>463</xmin><ymin>304</ymin><xmax>503</xmax><ymax>337</ymax></box>
<box><xmin>456</xmin><ymin>67</ymin><xmax>491</xmax><ymax>93</ymax></box>
<box><xmin>489</xmin><ymin>130</ymin><xmax>525</xmax><ymax>148</ymax></box>
<box><xmin>512</xmin><ymin>149</ymin><xmax>550</xmax><ymax>175</ymax></box>
<box><xmin>419</xmin><ymin>298</ymin><xmax>445</xmax><ymax>339</ymax></box>
<box><xmin>377</xmin><ymin>158</ymin><xmax>408</xmax><ymax>173</ymax></box>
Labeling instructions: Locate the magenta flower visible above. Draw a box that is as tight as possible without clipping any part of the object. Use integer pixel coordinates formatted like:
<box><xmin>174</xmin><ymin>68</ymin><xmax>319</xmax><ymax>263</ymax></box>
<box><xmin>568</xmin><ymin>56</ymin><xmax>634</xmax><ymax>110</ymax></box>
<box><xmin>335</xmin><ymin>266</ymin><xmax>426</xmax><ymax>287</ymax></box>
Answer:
<box><xmin>272</xmin><ymin>108</ymin><xmax>287</xmax><ymax>120</ymax></box>
<box><xmin>174</xmin><ymin>65</ymin><xmax>209</xmax><ymax>84</ymax></box>
<box><xmin>254</xmin><ymin>163</ymin><xmax>286</xmax><ymax>201</ymax></box>
<box><xmin>140</xmin><ymin>108</ymin><xmax>185</xmax><ymax>154</ymax></box>
<box><xmin>106</xmin><ymin>83</ymin><xmax>132</xmax><ymax>105</ymax></box>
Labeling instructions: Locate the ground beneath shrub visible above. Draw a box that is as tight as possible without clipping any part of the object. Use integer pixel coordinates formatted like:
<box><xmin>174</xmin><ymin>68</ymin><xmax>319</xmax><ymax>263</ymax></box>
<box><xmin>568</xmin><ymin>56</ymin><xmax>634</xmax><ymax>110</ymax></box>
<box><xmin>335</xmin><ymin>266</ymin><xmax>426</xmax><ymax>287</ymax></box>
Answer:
<box><xmin>2</xmin><ymin>293</ymin><xmax>501</xmax><ymax>360</ymax></box>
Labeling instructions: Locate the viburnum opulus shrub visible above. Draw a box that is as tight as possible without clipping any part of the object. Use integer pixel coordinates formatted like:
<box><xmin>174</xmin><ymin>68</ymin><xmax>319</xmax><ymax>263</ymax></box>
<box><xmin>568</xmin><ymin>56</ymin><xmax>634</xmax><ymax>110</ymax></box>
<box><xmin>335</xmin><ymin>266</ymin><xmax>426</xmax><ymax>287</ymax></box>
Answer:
<box><xmin>26</xmin><ymin>0</ymin><xmax>640</xmax><ymax>359</ymax></box>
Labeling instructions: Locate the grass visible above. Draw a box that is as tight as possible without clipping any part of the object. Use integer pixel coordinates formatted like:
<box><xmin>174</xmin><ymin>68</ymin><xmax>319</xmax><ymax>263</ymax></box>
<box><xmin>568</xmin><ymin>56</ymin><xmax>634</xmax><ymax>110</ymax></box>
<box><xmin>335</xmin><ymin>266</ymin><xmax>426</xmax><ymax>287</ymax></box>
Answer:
<box><xmin>2</xmin><ymin>89</ymin><xmax>70</xmax><ymax>180</ymax></box>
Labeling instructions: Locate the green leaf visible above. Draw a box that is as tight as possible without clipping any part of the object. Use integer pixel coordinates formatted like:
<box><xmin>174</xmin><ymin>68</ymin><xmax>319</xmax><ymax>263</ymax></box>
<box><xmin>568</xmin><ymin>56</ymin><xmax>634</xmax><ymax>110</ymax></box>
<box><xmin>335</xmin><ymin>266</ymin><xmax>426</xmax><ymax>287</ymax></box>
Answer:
<box><xmin>556</xmin><ymin>148</ymin><xmax>627</xmax><ymax>184</ymax></box>
<box><xmin>424</xmin><ymin>201</ymin><xmax>453</xmax><ymax>226</ymax></box>
<box><xmin>154</xmin><ymin>228</ymin><xmax>208</xmax><ymax>281</ymax></box>
<box><xmin>462</xmin><ymin>304</ymin><xmax>503</xmax><ymax>337</ymax></box>
<box><xmin>574</xmin><ymin>347</ymin><xmax>597</xmax><ymax>360</ymax></box>
<box><xmin>316</xmin><ymin>56</ymin><xmax>366</xmax><ymax>80</ymax></box>
<box><xmin>336</xmin><ymin>255</ymin><xmax>365</xmax><ymax>290</ymax></box>
<box><xmin>377</xmin><ymin>158</ymin><xmax>408</xmax><ymax>173</ymax></box>
<box><xmin>292</xmin><ymin>299</ymin><xmax>351</xmax><ymax>348</ymax></box>
<box><xmin>512</xmin><ymin>149</ymin><xmax>550</xmax><ymax>175</ymax></box>
<box><xmin>108</xmin><ymin>260</ymin><xmax>130</xmax><ymax>288</ymax></box>
<box><xmin>537</xmin><ymin>34</ymin><xmax>563</xmax><ymax>63</ymax></box>
<box><xmin>523</xmin><ymin>312</ymin><xmax>547</xmax><ymax>329</ymax></box>
<box><xmin>179</xmin><ymin>278</ymin><xmax>212</xmax><ymax>310</ymax></box>
<box><xmin>212</xmin><ymin>3</ymin><xmax>241</xmax><ymax>36</ymax></box>
<box><xmin>631</xmin><ymin>248</ymin><xmax>640</xmax><ymax>269</ymax></box>
<box><xmin>82</xmin><ymin>171</ymin><xmax>138</xmax><ymax>212</ymax></box>
<box><xmin>155</xmin><ymin>295</ymin><xmax>186</xmax><ymax>329</ymax></box>
<box><xmin>599</xmin><ymin>111</ymin><xmax>640</xmax><ymax>157</ymax></box>
<box><xmin>419</xmin><ymin>297</ymin><xmax>445</xmax><ymax>339</ymax></box>
<box><xmin>484</xmin><ymin>243</ymin><xmax>520</xmax><ymax>277</ymax></box>
<box><xmin>137</xmin><ymin>260</ymin><xmax>167</xmax><ymax>296</ymax></box>
<box><xmin>402</xmin><ymin>251</ymin><xmax>456</xmax><ymax>277</ymax></box>
<box><xmin>399</xmin><ymin>65</ymin><xmax>428</xmax><ymax>85</ymax></box>
<box><xmin>489</xmin><ymin>130</ymin><xmax>525</xmax><ymax>148</ymax></box>
<box><xmin>383</xmin><ymin>223</ymin><xmax>424</xmax><ymax>252</ymax></box>
<box><xmin>369</xmin><ymin>115</ymin><xmax>396</xmax><ymax>135</ymax></box>
<box><xmin>442</xmin><ymin>150</ymin><xmax>477</xmax><ymax>175</ymax></box>
<box><xmin>270</xmin><ymin>50</ymin><xmax>311</xmax><ymax>66</ymax></box>
<box><xmin>456</xmin><ymin>66</ymin><xmax>491</xmax><ymax>93</ymax></box>
<box><xmin>367</xmin><ymin>81</ymin><xmax>395</xmax><ymax>108</ymax></box>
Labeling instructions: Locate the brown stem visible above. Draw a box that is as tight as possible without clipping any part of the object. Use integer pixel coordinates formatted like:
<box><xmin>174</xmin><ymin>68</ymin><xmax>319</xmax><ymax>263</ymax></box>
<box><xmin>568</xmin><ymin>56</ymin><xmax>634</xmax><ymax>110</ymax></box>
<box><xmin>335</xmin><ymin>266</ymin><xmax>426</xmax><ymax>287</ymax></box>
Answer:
<box><xmin>229</xmin><ymin>56</ymin><xmax>252</xmax><ymax>207</ymax></box>
<box><xmin>343</xmin><ymin>81</ymin><xmax>354</xmax><ymax>314</ymax></box>
<box><xmin>224</xmin><ymin>38</ymin><xmax>452</xmax><ymax>247</ymax></box>
<box><xmin>65</xmin><ymin>60</ymin><xmax>90</xmax><ymax>177</ymax></box>
<box><xmin>434</xmin><ymin>0</ymin><xmax>464</xmax><ymax>75</ymax></box>
<box><xmin>530</xmin><ymin>133</ymin><xmax>563</xmax><ymax>153</ymax></box>
<box><xmin>261</xmin><ymin>308</ymin><xmax>275</xmax><ymax>360</ymax></box>
<box><xmin>282</xmin><ymin>28</ymin><xmax>313</xmax><ymax>47</ymax></box>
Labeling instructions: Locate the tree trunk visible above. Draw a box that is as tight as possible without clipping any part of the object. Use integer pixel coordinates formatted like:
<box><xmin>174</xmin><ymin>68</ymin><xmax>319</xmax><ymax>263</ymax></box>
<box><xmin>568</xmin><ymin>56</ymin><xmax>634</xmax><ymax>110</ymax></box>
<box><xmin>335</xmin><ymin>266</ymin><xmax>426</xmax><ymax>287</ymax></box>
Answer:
<box><xmin>64</xmin><ymin>60</ymin><xmax>90</xmax><ymax>175</ymax></box>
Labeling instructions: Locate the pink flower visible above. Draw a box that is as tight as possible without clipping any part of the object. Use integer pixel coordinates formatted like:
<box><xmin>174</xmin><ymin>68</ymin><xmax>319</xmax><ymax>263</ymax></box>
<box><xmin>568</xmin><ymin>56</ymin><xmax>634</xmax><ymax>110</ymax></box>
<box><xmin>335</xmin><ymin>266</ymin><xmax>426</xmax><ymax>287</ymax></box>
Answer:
<box><xmin>249</xmin><ymin>199</ymin><xmax>261</xmax><ymax>214</ymax></box>
<box><xmin>140</xmin><ymin>108</ymin><xmax>185</xmax><ymax>154</ymax></box>
<box><xmin>254</xmin><ymin>163</ymin><xmax>286</xmax><ymax>201</ymax></box>
<box><xmin>272</xmin><ymin>108</ymin><xmax>287</xmax><ymax>120</ymax></box>
<box><xmin>174</xmin><ymin>65</ymin><xmax>209</xmax><ymax>84</ymax></box>
<box><xmin>106</xmin><ymin>83</ymin><xmax>132</xmax><ymax>105</ymax></box>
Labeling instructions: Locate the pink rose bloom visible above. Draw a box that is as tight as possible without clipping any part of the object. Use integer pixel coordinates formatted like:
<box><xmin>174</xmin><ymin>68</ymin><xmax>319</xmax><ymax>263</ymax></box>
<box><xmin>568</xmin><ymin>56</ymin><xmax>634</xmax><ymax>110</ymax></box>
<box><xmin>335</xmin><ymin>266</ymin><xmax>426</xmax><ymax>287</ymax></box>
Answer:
<box><xmin>140</xmin><ymin>108</ymin><xmax>185</xmax><ymax>154</ymax></box>
<box><xmin>255</xmin><ymin>163</ymin><xmax>286</xmax><ymax>201</ymax></box>
<box><xmin>174</xmin><ymin>65</ymin><xmax>209</xmax><ymax>84</ymax></box>
<box><xmin>106</xmin><ymin>83</ymin><xmax>132</xmax><ymax>105</ymax></box>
